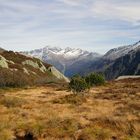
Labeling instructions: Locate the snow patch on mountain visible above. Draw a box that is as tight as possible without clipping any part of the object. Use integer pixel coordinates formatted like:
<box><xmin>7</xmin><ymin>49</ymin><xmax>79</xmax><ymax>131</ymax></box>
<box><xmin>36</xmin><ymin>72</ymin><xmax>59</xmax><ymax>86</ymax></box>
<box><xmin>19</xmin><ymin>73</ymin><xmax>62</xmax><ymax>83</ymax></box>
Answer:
<box><xmin>104</xmin><ymin>41</ymin><xmax>140</xmax><ymax>60</ymax></box>
<box><xmin>24</xmin><ymin>46</ymin><xmax>100</xmax><ymax>62</ymax></box>
<box><xmin>22</xmin><ymin>46</ymin><xmax>101</xmax><ymax>76</ymax></box>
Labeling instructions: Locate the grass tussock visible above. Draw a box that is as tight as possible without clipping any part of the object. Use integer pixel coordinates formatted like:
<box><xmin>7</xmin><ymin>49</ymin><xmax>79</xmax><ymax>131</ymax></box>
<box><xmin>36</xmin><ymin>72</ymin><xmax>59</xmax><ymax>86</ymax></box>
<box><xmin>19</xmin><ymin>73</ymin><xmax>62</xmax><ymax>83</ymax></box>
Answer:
<box><xmin>52</xmin><ymin>94</ymin><xmax>87</xmax><ymax>105</ymax></box>
<box><xmin>0</xmin><ymin>96</ymin><xmax>26</xmax><ymax>108</ymax></box>
<box><xmin>0</xmin><ymin>129</ymin><xmax>15</xmax><ymax>140</ymax></box>
<box><xmin>77</xmin><ymin>126</ymin><xmax>111</xmax><ymax>140</ymax></box>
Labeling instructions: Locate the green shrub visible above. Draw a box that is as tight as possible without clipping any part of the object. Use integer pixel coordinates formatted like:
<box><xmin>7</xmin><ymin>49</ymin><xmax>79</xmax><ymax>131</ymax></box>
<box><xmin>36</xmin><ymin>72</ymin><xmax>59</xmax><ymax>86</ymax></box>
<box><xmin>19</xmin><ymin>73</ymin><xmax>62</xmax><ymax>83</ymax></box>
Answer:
<box><xmin>85</xmin><ymin>73</ymin><xmax>105</xmax><ymax>86</ymax></box>
<box><xmin>69</xmin><ymin>75</ymin><xmax>89</xmax><ymax>93</ymax></box>
<box><xmin>69</xmin><ymin>73</ymin><xmax>105</xmax><ymax>94</ymax></box>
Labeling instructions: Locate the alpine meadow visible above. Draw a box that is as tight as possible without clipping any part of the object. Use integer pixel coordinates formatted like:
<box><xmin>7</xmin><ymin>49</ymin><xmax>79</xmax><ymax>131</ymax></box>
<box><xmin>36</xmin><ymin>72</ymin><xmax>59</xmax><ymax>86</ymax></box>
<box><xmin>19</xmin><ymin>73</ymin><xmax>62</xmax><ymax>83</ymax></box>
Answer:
<box><xmin>0</xmin><ymin>0</ymin><xmax>140</xmax><ymax>140</ymax></box>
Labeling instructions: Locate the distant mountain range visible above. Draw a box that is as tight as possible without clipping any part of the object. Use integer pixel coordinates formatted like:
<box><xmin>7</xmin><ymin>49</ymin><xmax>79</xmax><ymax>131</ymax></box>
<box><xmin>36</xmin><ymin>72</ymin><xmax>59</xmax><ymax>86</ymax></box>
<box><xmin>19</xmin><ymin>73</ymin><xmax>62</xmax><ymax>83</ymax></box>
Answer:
<box><xmin>23</xmin><ymin>41</ymin><xmax>140</xmax><ymax>79</ymax></box>
<box><xmin>23</xmin><ymin>47</ymin><xmax>101</xmax><ymax>76</ymax></box>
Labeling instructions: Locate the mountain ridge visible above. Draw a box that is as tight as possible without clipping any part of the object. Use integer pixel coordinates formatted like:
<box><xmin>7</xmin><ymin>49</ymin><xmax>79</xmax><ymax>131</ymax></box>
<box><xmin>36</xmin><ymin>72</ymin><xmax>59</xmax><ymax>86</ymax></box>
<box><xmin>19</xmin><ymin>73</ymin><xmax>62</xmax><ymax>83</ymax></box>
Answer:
<box><xmin>23</xmin><ymin>46</ymin><xmax>101</xmax><ymax>76</ymax></box>
<box><xmin>22</xmin><ymin>40</ymin><xmax>140</xmax><ymax>79</ymax></box>
<box><xmin>103</xmin><ymin>41</ymin><xmax>140</xmax><ymax>60</ymax></box>
<box><xmin>86</xmin><ymin>41</ymin><xmax>140</xmax><ymax>79</ymax></box>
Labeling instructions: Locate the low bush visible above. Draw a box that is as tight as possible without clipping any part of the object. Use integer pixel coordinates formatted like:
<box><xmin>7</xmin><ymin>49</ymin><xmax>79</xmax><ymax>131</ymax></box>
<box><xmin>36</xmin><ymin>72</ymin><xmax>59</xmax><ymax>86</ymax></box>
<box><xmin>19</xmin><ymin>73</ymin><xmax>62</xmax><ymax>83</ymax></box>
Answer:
<box><xmin>85</xmin><ymin>73</ymin><xmax>105</xmax><ymax>86</ymax></box>
<box><xmin>69</xmin><ymin>75</ymin><xmax>89</xmax><ymax>93</ymax></box>
<box><xmin>69</xmin><ymin>73</ymin><xmax>105</xmax><ymax>94</ymax></box>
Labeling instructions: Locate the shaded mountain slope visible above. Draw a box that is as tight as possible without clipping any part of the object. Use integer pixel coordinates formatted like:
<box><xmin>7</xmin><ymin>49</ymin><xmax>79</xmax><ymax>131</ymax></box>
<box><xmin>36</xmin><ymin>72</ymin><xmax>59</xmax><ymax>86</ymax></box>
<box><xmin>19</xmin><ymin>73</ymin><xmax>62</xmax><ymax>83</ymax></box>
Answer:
<box><xmin>87</xmin><ymin>41</ymin><xmax>140</xmax><ymax>79</ymax></box>
<box><xmin>104</xmin><ymin>49</ymin><xmax>140</xmax><ymax>79</ymax></box>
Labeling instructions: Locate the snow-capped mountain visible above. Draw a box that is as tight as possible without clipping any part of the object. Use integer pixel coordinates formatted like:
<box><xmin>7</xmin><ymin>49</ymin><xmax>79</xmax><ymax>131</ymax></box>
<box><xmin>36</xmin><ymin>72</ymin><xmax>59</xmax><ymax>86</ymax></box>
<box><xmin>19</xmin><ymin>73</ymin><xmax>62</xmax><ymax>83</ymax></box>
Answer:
<box><xmin>25</xmin><ymin>46</ymin><xmax>100</xmax><ymax>61</ymax></box>
<box><xmin>86</xmin><ymin>40</ymin><xmax>140</xmax><ymax>79</ymax></box>
<box><xmin>23</xmin><ymin>46</ymin><xmax>101</xmax><ymax>76</ymax></box>
<box><xmin>23</xmin><ymin>40</ymin><xmax>140</xmax><ymax>78</ymax></box>
<box><xmin>104</xmin><ymin>41</ymin><xmax>140</xmax><ymax>60</ymax></box>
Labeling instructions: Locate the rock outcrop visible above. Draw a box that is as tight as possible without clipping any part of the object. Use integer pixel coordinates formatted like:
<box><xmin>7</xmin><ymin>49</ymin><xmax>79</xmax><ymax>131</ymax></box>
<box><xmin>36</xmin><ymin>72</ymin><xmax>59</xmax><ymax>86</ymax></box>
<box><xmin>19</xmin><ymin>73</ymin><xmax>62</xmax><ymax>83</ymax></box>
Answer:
<box><xmin>22</xmin><ymin>60</ymin><xmax>47</xmax><ymax>73</ymax></box>
<box><xmin>0</xmin><ymin>55</ymin><xmax>9</xmax><ymax>68</ymax></box>
<box><xmin>48</xmin><ymin>66</ymin><xmax>70</xmax><ymax>82</ymax></box>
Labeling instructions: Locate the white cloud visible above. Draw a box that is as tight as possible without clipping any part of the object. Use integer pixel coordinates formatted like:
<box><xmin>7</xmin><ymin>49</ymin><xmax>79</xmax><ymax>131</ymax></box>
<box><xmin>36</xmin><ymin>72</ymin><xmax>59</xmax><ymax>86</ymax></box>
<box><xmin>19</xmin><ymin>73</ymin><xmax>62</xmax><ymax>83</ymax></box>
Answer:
<box><xmin>57</xmin><ymin>0</ymin><xmax>84</xmax><ymax>6</ymax></box>
<box><xmin>91</xmin><ymin>1</ymin><xmax>140</xmax><ymax>24</ymax></box>
<box><xmin>0</xmin><ymin>0</ymin><xmax>140</xmax><ymax>53</ymax></box>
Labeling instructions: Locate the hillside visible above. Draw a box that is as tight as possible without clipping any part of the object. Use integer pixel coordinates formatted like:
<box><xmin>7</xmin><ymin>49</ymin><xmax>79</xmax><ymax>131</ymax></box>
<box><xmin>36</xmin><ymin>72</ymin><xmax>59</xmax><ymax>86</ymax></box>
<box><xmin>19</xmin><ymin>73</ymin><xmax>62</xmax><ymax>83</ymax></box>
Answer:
<box><xmin>0</xmin><ymin>50</ymin><xmax>69</xmax><ymax>87</ymax></box>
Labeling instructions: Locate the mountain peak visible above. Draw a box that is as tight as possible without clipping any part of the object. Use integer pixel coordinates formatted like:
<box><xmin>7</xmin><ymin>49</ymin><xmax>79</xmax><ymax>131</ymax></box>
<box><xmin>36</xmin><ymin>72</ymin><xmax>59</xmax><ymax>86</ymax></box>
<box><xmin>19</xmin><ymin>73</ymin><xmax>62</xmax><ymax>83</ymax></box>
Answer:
<box><xmin>44</xmin><ymin>46</ymin><xmax>62</xmax><ymax>52</ymax></box>
<box><xmin>28</xmin><ymin>46</ymin><xmax>100</xmax><ymax>60</ymax></box>
<box><xmin>104</xmin><ymin>41</ymin><xmax>140</xmax><ymax>60</ymax></box>
<box><xmin>23</xmin><ymin>46</ymin><xmax>101</xmax><ymax>76</ymax></box>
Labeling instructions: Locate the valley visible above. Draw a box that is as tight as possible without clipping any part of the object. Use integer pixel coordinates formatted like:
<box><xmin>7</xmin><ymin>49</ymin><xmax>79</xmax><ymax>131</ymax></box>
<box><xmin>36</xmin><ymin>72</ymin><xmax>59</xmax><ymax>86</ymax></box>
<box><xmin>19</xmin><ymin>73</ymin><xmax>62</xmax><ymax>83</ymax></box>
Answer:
<box><xmin>0</xmin><ymin>79</ymin><xmax>139</xmax><ymax>140</ymax></box>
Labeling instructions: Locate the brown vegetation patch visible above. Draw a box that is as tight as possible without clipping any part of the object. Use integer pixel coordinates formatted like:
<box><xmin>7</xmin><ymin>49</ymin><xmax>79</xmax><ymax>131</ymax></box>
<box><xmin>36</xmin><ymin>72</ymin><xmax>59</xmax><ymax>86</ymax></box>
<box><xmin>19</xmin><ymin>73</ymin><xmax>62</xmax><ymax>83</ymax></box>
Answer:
<box><xmin>0</xmin><ymin>96</ymin><xmax>26</xmax><ymax>108</ymax></box>
<box><xmin>52</xmin><ymin>94</ymin><xmax>87</xmax><ymax>105</ymax></box>
<box><xmin>0</xmin><ymin>79</ymin><xmax>139</xmax><ymax>140</ymax></box>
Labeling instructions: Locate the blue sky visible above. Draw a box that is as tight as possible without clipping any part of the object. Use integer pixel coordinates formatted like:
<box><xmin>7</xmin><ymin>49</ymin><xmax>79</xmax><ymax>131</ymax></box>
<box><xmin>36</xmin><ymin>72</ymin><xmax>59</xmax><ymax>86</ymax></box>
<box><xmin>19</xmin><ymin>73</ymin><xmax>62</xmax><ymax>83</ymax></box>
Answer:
<box><xmin>0</xmin><ymin>0</ymin><xmax>140</xmax><ymax>54</ymax></box>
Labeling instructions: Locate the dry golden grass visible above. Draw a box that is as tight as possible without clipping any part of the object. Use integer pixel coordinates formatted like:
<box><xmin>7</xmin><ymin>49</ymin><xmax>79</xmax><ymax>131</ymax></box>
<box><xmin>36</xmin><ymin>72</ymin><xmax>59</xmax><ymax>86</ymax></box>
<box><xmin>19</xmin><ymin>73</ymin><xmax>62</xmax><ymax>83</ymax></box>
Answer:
<box><xmin>0</xmin><ymin>79</ymin><xmax>139</xmax><ymax>140</ymax></box>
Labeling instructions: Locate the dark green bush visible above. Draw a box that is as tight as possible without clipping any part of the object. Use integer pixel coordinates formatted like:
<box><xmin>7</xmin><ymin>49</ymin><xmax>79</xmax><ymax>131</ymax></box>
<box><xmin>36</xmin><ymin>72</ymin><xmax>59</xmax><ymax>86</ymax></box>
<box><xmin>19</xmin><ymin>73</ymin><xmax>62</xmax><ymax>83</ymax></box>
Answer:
<box><xmin>69</xmin><ymin>73</ymin><xmax>105</xmax><ymax>94</ymax></box>
<box><xmin>85</xmin><ymin>73</ymin><xmax>105</xmax><ymax>86</ymax></box>
<box><xmin>69</xmin><ymin>75</ymin><xmax>89</xmax><ymax>93</ymax></box>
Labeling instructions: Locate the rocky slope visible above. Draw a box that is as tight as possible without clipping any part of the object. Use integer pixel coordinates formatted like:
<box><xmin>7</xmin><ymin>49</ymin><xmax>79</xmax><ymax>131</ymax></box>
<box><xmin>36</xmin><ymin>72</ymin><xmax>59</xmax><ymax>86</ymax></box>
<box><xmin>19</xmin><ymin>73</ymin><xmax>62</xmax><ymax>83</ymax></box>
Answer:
<box><xmin>23</xmin><ymin>46</ymin><xmax>101</xmax><ymax>77</ymax></box>
<box><xmin>0</xmin><ymin>50</ymin><xmax>69</xmax><ymax>87</ymax></box>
